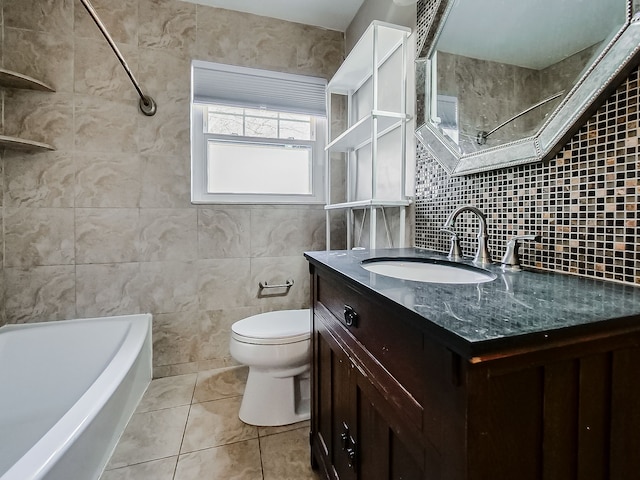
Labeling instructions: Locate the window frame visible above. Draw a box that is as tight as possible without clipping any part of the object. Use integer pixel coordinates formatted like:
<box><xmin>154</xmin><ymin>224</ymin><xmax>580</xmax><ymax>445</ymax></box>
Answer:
<box><xmin>190</xmin><ymin>62</ymin><xmax>327</xmax><ymax>205</ymax></box>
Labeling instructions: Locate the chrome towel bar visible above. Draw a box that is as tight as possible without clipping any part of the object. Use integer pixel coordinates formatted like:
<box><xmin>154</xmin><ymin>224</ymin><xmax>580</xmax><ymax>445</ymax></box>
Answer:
<box><xmin>259</xmin><ymin>279</ymin><xmax>294</xmax><ymax>289</ymax></box>
<box><xmin>80</xmin><ymin>0</ymin><xmax>157</xmax><ymax>116</ymax></box>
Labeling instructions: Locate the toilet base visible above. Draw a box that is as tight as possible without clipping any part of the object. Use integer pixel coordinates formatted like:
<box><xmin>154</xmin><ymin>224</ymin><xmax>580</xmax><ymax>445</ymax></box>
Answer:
<box><xmin>239</xmin><ymin>368</ymin><xmax>310</xmax><ymax>426</ymax></box>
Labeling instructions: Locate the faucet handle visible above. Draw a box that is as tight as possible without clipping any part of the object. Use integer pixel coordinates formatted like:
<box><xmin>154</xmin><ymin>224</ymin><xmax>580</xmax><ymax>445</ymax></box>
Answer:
<box><xmin>501</xmin><ymin>235</ymin><xmax>541</xmax><ymax>271</ymax></box>
<box><xmin>440</xmin><ymin>228</ymin><xmax>462</xmax><ymax>260</ymax></box>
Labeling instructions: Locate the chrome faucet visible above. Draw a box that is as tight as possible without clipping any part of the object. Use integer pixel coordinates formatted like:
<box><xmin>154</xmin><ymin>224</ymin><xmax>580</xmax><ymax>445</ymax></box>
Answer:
<box><xmin>443</xmin><ymin>205</ymin><xmax>492</xmax><ymax>265</ymax></box>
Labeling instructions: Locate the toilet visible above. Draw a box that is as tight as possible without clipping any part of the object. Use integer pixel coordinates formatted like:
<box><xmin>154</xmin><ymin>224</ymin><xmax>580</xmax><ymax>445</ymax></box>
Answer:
<box><xmin>229</xmin><ymin>309</ymin><xmax>311</xmax><ymax>426</ymax></box>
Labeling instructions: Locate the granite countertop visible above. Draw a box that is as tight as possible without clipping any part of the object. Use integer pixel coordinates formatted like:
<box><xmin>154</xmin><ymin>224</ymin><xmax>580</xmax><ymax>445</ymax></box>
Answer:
<box><xmin>304</xmin><ymin>248</ymin><xmax>640</xmax><ymax>358</ymax></box>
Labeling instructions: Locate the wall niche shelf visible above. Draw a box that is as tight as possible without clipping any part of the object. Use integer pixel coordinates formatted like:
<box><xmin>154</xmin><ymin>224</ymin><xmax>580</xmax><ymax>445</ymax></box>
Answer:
<box><xmin>325</xmin><ymin>21</ymin><xmax>412</xmax><ymax>250</ymax></box>
<box><xmin>0</xmin><ymin>68</ymin><xmax>55</xmax><ymax>152</ymax></box>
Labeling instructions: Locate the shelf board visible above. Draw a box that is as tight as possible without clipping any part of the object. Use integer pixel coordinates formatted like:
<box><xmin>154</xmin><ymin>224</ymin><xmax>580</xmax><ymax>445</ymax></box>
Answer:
<box><xmin>0</xmin><ymin>69</ymin><xmax>54</xmax><ymax>91</ymax></box>
<box><xmin>325</xmin><ymin>199</ymin><xmax>411</xmax><ymax>210</ymax></box>
<box><xmin>326</xmin><ymin>111</ymin><xmax>407</xmax><ymax>152</ymax></box>
<box><xmin>328</xmin><ymin>21</ymin><xmax>410</xmax><ymax>93</ymax></box>
<box><xmin>0</xmin><ymin>135</ymin><xmax>55</xmax><ymax>152</ymax></box>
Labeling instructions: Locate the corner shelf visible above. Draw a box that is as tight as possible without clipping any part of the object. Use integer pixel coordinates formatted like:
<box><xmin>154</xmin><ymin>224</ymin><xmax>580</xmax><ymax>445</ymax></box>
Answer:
<box><xmin>0</xmin><ymin>135</ymin><xmax>55</xmax><ymax>151</ymax></box>
<box><xmin>0</xmin><ymin>68</ymin><xmax>56</xmax><ymax>153</ymax></box>
<box><xmin>0</xmin><ymin>69</ymin><xmax>55</xmax><ymax>92</ymax></box>
<box><xmin>325</xmin><ymin>21</ymin><xmax>412</xmax><ymax>250</ymax></box>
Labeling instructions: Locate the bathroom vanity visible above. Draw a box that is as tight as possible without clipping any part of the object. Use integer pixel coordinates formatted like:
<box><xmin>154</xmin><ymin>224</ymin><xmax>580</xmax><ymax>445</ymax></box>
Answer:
<box><xmin>305</xmin><ymin>248</ymin><xmax>640</xmax><ymax>480</ymax></box>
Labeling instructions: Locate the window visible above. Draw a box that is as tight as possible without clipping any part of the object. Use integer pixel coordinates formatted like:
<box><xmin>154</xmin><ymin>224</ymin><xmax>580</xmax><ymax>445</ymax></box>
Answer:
<box><xmin>191</xmin><ymin>61</ymin><xmax>327</xmax><ymax>204</ymax></box>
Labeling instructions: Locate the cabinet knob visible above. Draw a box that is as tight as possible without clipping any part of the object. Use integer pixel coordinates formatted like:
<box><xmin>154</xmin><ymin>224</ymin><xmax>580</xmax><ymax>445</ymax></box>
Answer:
<box><xmin>343</xmin><ymin>305</ymin><xmax>359</xmax><ymax>327</ymax></box>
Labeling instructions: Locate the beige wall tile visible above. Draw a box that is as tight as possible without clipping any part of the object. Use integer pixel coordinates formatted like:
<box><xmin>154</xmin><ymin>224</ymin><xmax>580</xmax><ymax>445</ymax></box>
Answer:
<box><xmin>4</xmin><ymin>266</ymin><xmax>76</xmax><ymax>322</ymax></box>
<box><xmin>4</xmin><ymin>91</ymin><xmax>74</xmax><ymax>150</ymax></box>
<box><xmin>4</xmin><ymin>150</ymin><xmax>75</xmax><ymax>208</ymax></box>
<box><xmin>152</xmin><ymin>310</ymin><xmax>200</xmax><ymax>366</ymax></box>
<box><xmin>74</xmin><ymin>0</ymin><xmax>138</xmax><ymax>45</ymax></box>
<box><xmin>138</xmin><ymin>0</ymin><xmax>196</xmax><ymax>55</ymax></box>
<box><xmin>74</xmin><ymin>38</ymin><xmax>139</xmax><ymax>103</ymax></box>
<box><xmin>0</xmin><ymin>209</ymin><xmax>3</xmax><ymax>265</ymax></box>
<box><xmin>0</xmin><ymin>271</ymin><xmax>5</xmax><ymax>327</ymax></box>
<box><xmin>296</xmin><ymin>26</ymin><xmax>344</xmax><ymax>79</ymax></box>
<box><xmin>139</xmin><ymin>208</ymin><xmax>197</xmax><ymax>261</ymax></box>
<box><xmin>198</xmin><ymin>207</ymin><xmax>251</xmax><ymax>259</ymax></box>
<box><xmin>140</xmin><ymin>154</ymin><xmax>191</xmax><ymax>208</ymax></box>
<box><xmin>74</xmin><ymin>95</ymin><xmax>139</xmax><ymax>153</ymax></box>
<box><xmin>138</xmin><ymin>48</ymin><xmax>191</xmax><ymax>102</ymax></box>
<box><xmin>75</xmin><ymin>208</ymin><xmax>141</xmax><ymax>264</ymax></box>
<box><xmin>250</xmin><ymin>207</ymin><xmax>325</xmax><ymax>257</ymax></box>
<box><xmin>75</xmin><ymin>152</ymin><xmax>142</xmax><ymax>207</ymax></box>
<box><xmin>197</xmin><ymin>258</ymin><xmax>253</xmax><ymax>310</ymax></box>
<box><xmin>250</xmin><ymin>255</ymin><xmax>311</xmax><ymax>310</ymax></box>
<box><xmin>196</xmin><ymin>306</ymin><xmax>262</xmax><ymax>362</ymax></box>
<box><xmin>4</xmin><ymin>28</ymin><xmax>73</xmax><ymax>93</ymax></box>
<box><xmin>139</xmin><ymin>261</ymin><xmax>199</xmax><ymax>313</ymax></box>
<box><xmin>4</xmin><ymin>208</ymin><xmax>74</xmax><ymax>267</ymax></box>
<box><xmin>75</xmin><ymin>262</ymin><xmax>143</xmax><ymax>317</ymax></box>
<box><xmin>137</xmin><ymin>94</ymin><xmax>190</xmax><ymax>157</ymax></box>
<box><xmin>4</xmin><ymin>0</ymin><xmax>73</xmax><ymax>34</ymax></box>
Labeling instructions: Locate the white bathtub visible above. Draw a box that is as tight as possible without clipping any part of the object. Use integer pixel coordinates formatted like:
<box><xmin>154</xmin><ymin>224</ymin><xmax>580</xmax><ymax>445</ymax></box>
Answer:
<box><xmin>0</xmin><ymin>313</ymin><xmax>152</xmax><ymax>480</ymax></box>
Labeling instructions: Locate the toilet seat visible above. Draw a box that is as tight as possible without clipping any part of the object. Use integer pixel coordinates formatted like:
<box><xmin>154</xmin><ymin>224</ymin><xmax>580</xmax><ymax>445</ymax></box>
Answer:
<box><xmin>231</xmin><ymin>309</ymin><xmax>310</xmax><ymax>345</ymax></box>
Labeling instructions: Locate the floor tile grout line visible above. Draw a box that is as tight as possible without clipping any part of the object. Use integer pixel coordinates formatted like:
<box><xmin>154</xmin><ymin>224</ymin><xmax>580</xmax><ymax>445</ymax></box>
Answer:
<box><xmin>170</xmin><ymin>376</ymin><xmax>199</xmax><ymax>480</ymax></box>
<box><xmin>174</xmin><ymin>402</ymin><xmax>194</xmax><ymax>478</ymax></box>
<box><xmin>258</xmin><ymin>431</ymin><xmax>266</xmax><ymax>480</ymax></box>
<box><xmin>176</xmin><ymin>436</ymin><xmax>261</xmax><ymax>456</ymax></box>
<box><xmin>104</xmin><ymin>454</ymin><xmax>179</xmax><ymax>471</ymax></box>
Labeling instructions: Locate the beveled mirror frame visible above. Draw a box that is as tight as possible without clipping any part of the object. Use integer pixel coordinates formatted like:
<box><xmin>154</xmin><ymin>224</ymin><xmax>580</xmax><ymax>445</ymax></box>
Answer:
<box><xmin>415</xmin><ymin>1</ymin><xmax>640</xmax><ymax>176</ymax></box>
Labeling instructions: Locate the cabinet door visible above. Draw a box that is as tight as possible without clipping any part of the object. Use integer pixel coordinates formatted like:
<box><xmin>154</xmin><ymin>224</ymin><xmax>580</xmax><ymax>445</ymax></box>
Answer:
<box><xmin>312</xmin><ymin>311</ymin><xmax>425</xmax><ymax>480</ymax></box>
<box><xmin>354</xmin><ymin>367</ymin><xmax>425</xmax><ymax>480</ymax></box>
<box><xmin>313</xmin><ymin>320</ymin><xmax>357</xmax><ymax>480</ymax></box>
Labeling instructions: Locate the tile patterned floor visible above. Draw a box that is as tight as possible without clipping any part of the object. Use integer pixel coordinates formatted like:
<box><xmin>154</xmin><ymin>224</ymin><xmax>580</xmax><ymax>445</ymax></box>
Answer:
<box><xmin>100</xmin><ymin>366</ymin><xmax>322</xmax><ymax>480</ymax></box>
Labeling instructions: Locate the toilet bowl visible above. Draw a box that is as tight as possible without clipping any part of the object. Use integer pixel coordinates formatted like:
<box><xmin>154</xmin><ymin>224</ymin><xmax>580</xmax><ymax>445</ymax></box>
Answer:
<box><xmin>230</xmin><ymin>309</ymin><xmax>311</xmax><ymax>426</ymax></box>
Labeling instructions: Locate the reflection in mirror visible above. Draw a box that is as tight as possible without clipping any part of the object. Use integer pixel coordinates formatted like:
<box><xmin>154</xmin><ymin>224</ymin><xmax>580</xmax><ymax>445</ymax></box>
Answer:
<box><xmin>416</xmin><ymin>0</ymin><xmax>640</xmax><ymax>176</ymax></box>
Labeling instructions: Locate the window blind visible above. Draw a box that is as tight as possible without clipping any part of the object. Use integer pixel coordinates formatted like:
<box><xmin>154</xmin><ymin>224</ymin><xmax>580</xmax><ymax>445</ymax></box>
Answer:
<box><xmin>192</xmin><ymin>60</ymin><xmax>327</xmax><ymax>116</ymax></box>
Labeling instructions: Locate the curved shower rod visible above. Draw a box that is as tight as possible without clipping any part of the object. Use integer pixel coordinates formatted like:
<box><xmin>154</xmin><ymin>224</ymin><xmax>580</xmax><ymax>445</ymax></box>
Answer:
<box><xmin>476</xmin><ymin>90</ymin><xmax>564</xmax><ymax>145</ymax></box>
<box><xmin>80</xmin><ymin>0</ymin><xmax>157</xmax><ymax>116</ymax></box>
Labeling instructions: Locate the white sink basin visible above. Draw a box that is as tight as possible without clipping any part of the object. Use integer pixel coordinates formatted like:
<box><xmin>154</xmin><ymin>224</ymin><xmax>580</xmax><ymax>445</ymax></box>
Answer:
<box><xmin>361</xmin><ymin>258</ymin><xmax>496</xmax><ymax>284</ymax></box>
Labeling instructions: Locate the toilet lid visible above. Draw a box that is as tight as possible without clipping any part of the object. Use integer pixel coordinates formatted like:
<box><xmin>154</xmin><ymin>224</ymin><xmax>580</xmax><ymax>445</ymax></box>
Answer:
<box><xmin>231</xmin><ymin>309</ymin><xmax>311</xmax><ymax>345</ymax></box>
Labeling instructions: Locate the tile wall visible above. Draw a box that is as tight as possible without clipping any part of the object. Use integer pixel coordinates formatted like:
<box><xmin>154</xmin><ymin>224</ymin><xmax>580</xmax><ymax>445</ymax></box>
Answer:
<box><xmin>415</xmin><ymin>0</ymin><xmax>640</xmax><ymax>286</ymax></box>
<box><xmin>0</xmin><ymin>0</ymin><xmax>344</xmax><ymax>376</ymax></box>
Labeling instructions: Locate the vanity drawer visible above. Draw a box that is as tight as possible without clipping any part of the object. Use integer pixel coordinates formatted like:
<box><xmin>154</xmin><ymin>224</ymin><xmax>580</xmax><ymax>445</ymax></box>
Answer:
<box><xmin>316</xmin><ymin>273</ymin><xmax>425</xmax><ymax>403</ymax></box>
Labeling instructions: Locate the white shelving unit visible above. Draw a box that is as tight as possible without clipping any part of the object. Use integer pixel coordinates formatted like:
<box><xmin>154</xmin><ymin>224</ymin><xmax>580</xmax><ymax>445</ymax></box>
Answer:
<box><xmin>0</xmin><ymin>68</ymin><xmax>55</xmax><ymax>152</ymax></box>
<box><xmin>325</xmin><ymin>21</ymin><xmax>411</xmax><ymax>250</ymax></box>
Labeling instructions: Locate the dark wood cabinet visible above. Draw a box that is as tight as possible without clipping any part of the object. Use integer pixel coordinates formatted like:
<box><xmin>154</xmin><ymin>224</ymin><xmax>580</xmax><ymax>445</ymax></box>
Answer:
<box><xmin>309</xmin><ymin>262</ymin><xmax>640</xmax><ymax>480</ymax></box>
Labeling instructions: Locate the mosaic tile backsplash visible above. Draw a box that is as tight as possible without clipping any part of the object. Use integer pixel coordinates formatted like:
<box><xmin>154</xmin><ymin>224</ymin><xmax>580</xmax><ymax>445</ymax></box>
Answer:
<box><xmin>415</xmin><ymin>66</ymin><xmax>640</xmax><ymax>285</ymax></box>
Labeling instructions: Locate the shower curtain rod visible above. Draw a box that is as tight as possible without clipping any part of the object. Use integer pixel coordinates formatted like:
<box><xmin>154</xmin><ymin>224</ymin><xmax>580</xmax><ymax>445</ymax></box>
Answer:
<box><xmin>80</xmin><ymin>0</ymin><xmax>157</xmax><ymax>116</ymax></box>
<box><xmin>476</xmin><ymin>90</ymin><xmax>564</xmax><ymax>145</ymax></box>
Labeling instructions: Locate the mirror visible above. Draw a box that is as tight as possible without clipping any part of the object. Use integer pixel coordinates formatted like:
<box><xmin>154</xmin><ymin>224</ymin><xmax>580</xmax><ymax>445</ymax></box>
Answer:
<box><xmin>416</xmin><ymin>0</ymin><xmax>640</xmax><ymax>175</ymax></box>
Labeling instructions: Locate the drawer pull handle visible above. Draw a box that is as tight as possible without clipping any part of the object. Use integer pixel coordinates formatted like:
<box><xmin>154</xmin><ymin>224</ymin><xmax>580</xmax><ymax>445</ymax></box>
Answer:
<box><xmin>343</xmin><ymin>305</ymin><xmax>359</xmax><ymax>327</ymax></box>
